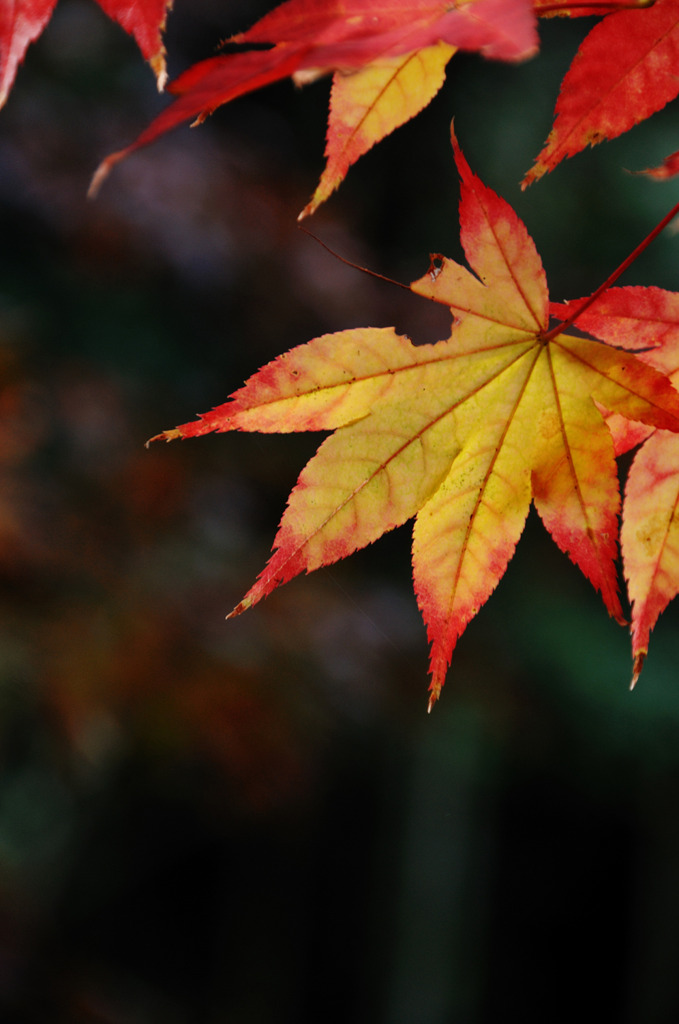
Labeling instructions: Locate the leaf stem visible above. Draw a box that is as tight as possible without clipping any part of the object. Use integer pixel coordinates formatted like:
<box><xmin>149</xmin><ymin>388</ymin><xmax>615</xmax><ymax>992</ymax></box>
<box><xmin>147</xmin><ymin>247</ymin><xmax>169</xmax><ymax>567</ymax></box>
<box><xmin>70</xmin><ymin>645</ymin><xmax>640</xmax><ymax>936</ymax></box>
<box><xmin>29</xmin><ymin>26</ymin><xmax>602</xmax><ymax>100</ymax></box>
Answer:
<box><xmin>297</xmin><ymin>225</ymin><xmax>412</xmax><ymax>292</ymax></box>
<box><xmin>543</xmin><ymin>197</ymin><xmax>679</xmax><ymax>341</ymax></box>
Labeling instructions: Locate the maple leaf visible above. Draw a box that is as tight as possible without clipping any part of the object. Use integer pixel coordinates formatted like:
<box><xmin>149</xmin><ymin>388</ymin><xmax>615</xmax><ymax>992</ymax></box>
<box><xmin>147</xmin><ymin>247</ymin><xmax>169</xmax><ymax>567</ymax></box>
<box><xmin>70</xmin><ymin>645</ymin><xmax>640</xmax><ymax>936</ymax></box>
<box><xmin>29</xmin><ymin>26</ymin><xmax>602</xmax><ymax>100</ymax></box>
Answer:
<box><xmin>551</xmin><ymin>286</ymin><xmax>679</xmax><ymax>684</ymax></box>
<box><xmin>149</xmin><ymin>130</ymin><xmax>679</xmax><ymax>708</ymax></box>
<box><xmin>300</xmin><ymin>40</ymin><xmax>456</xmax><ymax>219</ymax></box>
<box><xmin>89</xmin><ymin>0</ymin><xmax>538</xmax><ymax>205</ymax></box>
<box><xmin>0</xmin><ymin>0</ymin><xmax>172</xmax><ymax>109</ymax></box>
<box><xmin>524</xmin><ymin>0</ymin><xmax>679</xmax><ymax>186</ymax></box>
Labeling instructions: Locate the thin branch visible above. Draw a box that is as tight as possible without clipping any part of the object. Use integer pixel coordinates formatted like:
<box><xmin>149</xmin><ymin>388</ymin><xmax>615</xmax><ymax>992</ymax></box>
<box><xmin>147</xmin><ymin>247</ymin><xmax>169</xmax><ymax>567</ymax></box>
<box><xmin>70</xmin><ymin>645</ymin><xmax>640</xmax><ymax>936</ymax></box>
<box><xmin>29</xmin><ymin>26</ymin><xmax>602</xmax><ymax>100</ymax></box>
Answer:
<box><xmin>297</xmin><ymin>224</ymin><xmax>412</xmax><ymax>292</ymax></box>
<box><xmin>543</xmin><ymin>197</ymin><xmax>679</xmax><ymax>341</ymax></box>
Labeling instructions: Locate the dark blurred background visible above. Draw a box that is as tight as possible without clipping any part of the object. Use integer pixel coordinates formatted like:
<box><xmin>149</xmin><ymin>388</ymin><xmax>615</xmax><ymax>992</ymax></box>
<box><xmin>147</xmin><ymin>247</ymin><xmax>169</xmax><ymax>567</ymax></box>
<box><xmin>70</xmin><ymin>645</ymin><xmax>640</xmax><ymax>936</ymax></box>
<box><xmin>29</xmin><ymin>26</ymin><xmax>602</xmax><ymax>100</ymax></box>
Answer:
<box><xmin>2</xmin><ymin>2</ymin><xmax>679</xmax><ymax>1021</ymax></box>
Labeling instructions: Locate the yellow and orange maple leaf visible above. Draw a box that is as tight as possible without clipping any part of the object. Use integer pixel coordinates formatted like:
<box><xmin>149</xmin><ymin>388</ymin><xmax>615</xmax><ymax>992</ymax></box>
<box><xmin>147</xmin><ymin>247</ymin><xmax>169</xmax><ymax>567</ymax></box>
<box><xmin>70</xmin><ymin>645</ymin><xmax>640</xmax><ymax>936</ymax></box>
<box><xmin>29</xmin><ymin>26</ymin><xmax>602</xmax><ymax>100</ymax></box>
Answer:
<box><xmin>150</xmin><ymin>130</ymin><xmax>679</xmax><ymax>707</ymax></box>
<box><xmin>300</xmin><ymin>40</ymin><xmax>455</xmax><ymax>218</ymax></box>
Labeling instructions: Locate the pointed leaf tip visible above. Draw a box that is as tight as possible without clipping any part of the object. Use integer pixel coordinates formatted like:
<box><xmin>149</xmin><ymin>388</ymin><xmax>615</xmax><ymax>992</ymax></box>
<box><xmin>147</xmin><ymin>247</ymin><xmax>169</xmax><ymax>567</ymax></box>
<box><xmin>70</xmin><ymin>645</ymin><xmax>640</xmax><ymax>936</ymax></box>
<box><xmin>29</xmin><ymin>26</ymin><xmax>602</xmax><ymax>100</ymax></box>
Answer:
<box><xmin>88</xmin><ymin>149</ymin><xmax>128</xmax><ymax>199</ymax></box>
<box><xmin>227</xmin><ymin>597</ymin><xmax>251</xmax><ymax>620</ymax></box>
<box><xmin>427</xmin><ymin>684</ymin><xmax>441</xmax><ymax>713</ymax></box>
<box><xmin>145</xmin><ymin>428</ymin><xmax>182</xmax><ymax>447</ymax></box>
<box><xmin>631</xmin><ymin>650</ymin><xmax>645</xmax><ymax>689</ymax></box>
<box><xmin>100</xmin><ymin>0</ymin><xmax>172</xmax><ymax>88</ymax></box>
<box><xmin>151</xmin><ymin>52</ymin><xmax>168</xmax><ymax>93</ymax></box>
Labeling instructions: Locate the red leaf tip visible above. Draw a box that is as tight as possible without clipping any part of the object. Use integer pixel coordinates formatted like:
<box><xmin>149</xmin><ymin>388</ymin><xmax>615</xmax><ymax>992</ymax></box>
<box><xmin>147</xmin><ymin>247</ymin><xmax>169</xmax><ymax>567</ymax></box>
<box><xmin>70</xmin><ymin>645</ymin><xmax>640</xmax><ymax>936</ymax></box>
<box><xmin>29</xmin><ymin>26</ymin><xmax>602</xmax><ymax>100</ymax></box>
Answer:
<box><xmin>88</xmin><ymin>149</ymin><xmax>129</xmax><ymax>199</ymax></box>
<box><xmin>427</xmin><ymin>683</ymin><xmax>442</xmax><ymax>713</ymax></box>
<box><xmin>630</xmin><ymin>650</ymin><xmax>646</xmax><ymax>690</ymax></box>
<box><xmin>145</xmin><ymin>428</ymin><xmax>182</xmax><ymax>447</ymax></box>
<box><xmin>227</xmin><ymin>597</ymin><xmax>251</xmax><ymax>620</ymax></box>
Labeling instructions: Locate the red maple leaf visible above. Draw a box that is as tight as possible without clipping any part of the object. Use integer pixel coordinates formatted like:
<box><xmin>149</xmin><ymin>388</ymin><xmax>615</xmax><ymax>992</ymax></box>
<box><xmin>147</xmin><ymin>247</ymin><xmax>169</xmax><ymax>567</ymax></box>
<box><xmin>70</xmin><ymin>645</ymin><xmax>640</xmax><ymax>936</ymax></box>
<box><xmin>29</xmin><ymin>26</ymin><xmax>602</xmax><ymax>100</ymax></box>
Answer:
<box><xmin>552</xmin><ymin>285</ymin><xmax>679</xmax><ymax>684</ymax></box>
<box><xmin>524</xmin><ymin>0</ymin><xmax>679</xmax><ymax>185</ymax></box>
<box><xmin>0</xmin><ymin>0</ymin><xmax>172</xmax><ymax>109</ymax></box>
